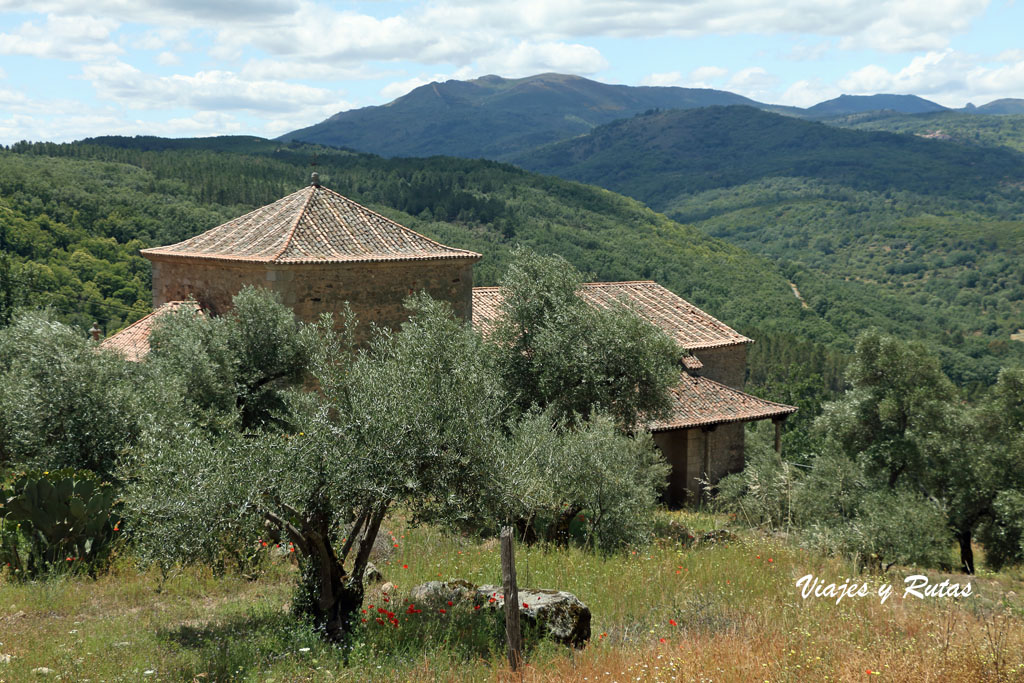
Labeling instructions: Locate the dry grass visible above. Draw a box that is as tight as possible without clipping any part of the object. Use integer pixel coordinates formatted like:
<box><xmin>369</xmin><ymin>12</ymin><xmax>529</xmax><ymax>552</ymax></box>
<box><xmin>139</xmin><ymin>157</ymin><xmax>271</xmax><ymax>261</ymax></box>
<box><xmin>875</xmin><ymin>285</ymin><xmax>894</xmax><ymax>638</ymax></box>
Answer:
<box><xmin>1</xmin><ymin>510</ymin><xmax>1022</xmax><ymax>681</ymax></box>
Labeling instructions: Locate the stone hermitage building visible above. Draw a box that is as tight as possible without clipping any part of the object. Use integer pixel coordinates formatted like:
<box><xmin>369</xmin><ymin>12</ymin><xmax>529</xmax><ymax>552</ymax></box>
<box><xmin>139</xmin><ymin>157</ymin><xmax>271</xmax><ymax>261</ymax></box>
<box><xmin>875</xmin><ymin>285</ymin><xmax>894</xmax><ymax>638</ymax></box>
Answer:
<box><xmin>104</xmin><ymin>175</ymin><xmax>795</xmax><ymax>505</ymax></box>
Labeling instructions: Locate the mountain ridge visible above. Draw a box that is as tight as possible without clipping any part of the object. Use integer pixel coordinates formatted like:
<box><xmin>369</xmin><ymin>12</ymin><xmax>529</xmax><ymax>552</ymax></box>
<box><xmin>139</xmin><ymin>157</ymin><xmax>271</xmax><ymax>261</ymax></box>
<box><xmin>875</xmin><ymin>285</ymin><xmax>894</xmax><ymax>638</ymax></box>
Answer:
<box><xmin>280</xmin><ymin>72</ymin><xmax>1019</xmax><ymax>160</ymax></box>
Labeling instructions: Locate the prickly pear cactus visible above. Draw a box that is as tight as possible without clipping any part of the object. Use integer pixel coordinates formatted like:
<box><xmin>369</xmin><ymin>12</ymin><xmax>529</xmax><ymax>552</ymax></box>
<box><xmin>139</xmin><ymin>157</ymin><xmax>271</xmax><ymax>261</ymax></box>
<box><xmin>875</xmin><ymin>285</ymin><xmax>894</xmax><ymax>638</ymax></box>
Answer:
<box><xmin>0</xmin><ymin>469</ymin><xmax>121</xmax><ymax>579</ymax></box>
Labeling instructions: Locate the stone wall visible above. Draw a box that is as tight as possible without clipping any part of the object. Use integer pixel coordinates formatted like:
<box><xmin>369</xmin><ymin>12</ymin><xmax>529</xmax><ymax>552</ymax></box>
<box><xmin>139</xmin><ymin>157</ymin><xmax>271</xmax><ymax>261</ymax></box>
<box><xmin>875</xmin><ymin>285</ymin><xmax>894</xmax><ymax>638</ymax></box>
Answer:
<box><xmin>693</xmin><ymin>343</ymin><xmax>748</xmax><ymax>389</ymax></box>
<box><xmin>654</xmin><ymin>421</ymin><xmax>746</xmax><ymax>507</ymax></box>
<box><xmin>149</xmin><ymin>256</ymin><xmax>477</xmax><ymax>342</ymax></box>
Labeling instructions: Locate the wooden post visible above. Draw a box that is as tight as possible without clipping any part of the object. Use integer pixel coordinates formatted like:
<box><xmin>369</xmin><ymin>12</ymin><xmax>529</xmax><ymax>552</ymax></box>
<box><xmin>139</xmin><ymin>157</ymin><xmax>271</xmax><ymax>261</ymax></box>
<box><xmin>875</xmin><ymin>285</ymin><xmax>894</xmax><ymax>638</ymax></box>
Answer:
<box><xmin>500</xmin><ymin>526</ymin><xmax>523</xmax><ymax>671</ymax></box>
<box><xmin>774</xmin><ymin>418</ymin><xmax>783</xmax><ymax>455</ymax></box>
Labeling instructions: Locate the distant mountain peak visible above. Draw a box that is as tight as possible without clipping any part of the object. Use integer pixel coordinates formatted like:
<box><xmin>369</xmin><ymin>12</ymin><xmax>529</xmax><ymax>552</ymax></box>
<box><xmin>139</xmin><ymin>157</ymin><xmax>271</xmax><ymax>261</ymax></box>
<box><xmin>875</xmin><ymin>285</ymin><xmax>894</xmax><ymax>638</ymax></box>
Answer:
<box><xmin>806</xmin><ymin>93</ymin><xmax>948</xmax><ymax>118</ymax></box>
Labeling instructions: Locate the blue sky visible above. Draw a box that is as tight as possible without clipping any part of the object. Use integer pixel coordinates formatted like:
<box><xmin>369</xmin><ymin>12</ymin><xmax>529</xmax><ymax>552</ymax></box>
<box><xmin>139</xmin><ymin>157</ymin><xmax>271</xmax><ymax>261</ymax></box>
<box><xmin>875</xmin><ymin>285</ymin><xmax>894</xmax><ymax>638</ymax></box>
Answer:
<box><xmin>1</xmin><ymin>0</ymin><xmax>1023</xmax><ymax>143</ymax></box>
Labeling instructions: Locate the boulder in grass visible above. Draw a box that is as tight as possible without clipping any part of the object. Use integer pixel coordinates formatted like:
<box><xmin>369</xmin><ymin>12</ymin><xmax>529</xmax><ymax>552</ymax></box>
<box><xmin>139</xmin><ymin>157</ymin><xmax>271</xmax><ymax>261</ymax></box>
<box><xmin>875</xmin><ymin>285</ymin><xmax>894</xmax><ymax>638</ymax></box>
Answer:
<box><xmin>475</xmin><ymin>585</ymin><xmax>591</xmax><ymax>648</ymax></box>
<box><xmin>363</xmin><ymin>562</ymin><xmax>384</xmax><ymax>584</ymax></box>
<box><xmin>407</xmin><ymin>579</ymin><xmax>476</xmax><ymax>607</ymax></box>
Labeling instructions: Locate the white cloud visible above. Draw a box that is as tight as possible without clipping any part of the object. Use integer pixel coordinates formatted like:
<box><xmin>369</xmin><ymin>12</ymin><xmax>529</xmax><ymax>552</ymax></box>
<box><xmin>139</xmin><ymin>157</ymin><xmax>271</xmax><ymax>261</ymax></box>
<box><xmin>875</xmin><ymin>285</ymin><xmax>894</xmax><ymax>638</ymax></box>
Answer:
<box><xmin>81</xmin><ymin>60</ymin><xmax>342</xmax><ymax>113</ymax></box>
<box><xmin>779</xmin><ymin>79</ymin><xmax>841</xmax><ymax>107</ymax></box>
<box><xmin>691</xmin><ymin>66</ymin><xmax>729</xmax><ymax>82</ymax></box>
<box><xmin>379</xmin><ymin>74</ymin><xmax>450</xmax><ymax>101</ymax></box>
<box><xmin>155</xmin><ymin>51</ymin><xmax>180</xmax><ymax>66</ymax></box>
<box><xmin>241</xmin><ymin>60</ymin><xmax>392</xmax><ymax>83</ymax></box>
<box><xmin>836</xmin><ymin>49</ymin><xmax>1024</xmax><ymax>105</ymax></box>
<box><xmin>786</xmin><ymin>41</ymin><xmax>832</xmax><ymax>61</ymax></box>
<box><xmin>640</xmin><ymin>71</ymin><xmax>684</xmax><ymax>87</ymax></box>
<box><xmin>725</xmin><ymin>66</ymin><xmax>778</xmax><ymax>101</ymax></box>
<box><xmin>0</xmin><ymin>0</ymin><xmax>300</xmax><ymax>25</ymax></box>
<box><xmin>417</xmin><ymin>0</ymin><xmax>987</xmax><ymax>52</ymax></box>
<box><xmin>470</xmin><ymin>41</ymin><xmax>608</xmax><ymax>77</ymax></box>
<box><xmin>131</xmin><ymin>28</ymin><xmax>185</xmax><ymax>50</ymax></box>
<box><xmin>0</xmin><ymin>13</ymin><xmax>121</xmax><ymax>61</ymax></box>
<box><xmin>641</xmin><ymin>67</ymin><xmax>730</xmax><ymax>88</ymax></box>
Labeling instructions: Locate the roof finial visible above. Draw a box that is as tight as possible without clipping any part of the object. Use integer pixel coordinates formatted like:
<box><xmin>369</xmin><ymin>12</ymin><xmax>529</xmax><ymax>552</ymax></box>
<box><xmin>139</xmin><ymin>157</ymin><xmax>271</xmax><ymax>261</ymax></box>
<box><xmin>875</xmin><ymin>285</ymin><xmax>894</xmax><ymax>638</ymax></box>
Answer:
<box><xmin>310</xmin><ymin>171</ymin><xmax>320</xmax><ymax>187</ymax></box>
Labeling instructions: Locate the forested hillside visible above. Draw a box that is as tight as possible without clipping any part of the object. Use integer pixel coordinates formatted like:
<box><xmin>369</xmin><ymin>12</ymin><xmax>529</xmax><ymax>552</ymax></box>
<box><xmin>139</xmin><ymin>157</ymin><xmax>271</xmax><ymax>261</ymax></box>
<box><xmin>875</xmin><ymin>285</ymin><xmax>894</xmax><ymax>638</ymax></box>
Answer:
<box><xmin>0</xmin><ymin>136</ymin><xmax>839</xmax><ymax>390</ymax></box>
<box><xmin>827</xmin><ymin>110</ymin><xmax>1024</xmax><ymax>153</ymax></box>
<box><xmin>515</xmin><ymin>106</ymin><xmax>1024</xmax><ymax>388</ymax></box>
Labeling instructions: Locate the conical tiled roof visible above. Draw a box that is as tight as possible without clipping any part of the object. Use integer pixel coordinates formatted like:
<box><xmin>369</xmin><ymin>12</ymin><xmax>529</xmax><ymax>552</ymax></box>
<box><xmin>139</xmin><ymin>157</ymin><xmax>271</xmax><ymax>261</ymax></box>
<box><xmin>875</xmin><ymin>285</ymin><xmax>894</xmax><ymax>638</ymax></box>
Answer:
<box><xmin>140</xmin><ymin>182</ymin><xmax>481</xmax><ymax>264</ymax></box>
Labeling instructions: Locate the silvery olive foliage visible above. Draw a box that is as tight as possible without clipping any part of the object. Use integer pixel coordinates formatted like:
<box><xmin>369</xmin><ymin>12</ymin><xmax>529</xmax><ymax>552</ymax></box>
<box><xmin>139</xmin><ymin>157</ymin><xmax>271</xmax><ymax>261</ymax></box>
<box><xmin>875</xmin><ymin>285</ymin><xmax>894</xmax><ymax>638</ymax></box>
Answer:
<box><xmin>493</xmin><ymin>247</ymin><xmax>679</xmax><ymax>431</ymax></box>
<box><xmin>147</xmin><ymin>286</ymin><xmax>309</xmax><ymax>431</ymax></box>
<box><xmin>720</xmin><ymin>331</ymin><xmax>1024</xmax><ymax>573</ymax></box>
<box><xmin>0</xmin><ymin>310</ymin><xmax>155</xmax><ymax>480</ymax></box>
<box><xmin>126</xmin><ymin>293</ymin><xmax>507</xmax><ymax>639</ymax></box>
<box><xmin>497</xmin><ymin>411</ymin><xmax>668</xmax><ymax>550</ymax></box>
<box><xmin>125</xmin><ymin>286</ymin><xmax>674</xmax><ymax>639</ymax></box>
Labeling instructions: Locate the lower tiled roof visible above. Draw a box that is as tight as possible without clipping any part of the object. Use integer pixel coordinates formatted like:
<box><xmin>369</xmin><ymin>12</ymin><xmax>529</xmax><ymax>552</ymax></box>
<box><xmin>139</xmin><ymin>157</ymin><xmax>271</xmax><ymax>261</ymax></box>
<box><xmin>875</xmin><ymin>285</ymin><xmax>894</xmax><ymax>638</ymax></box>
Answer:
<box><xmin>472</xmin><ymin>281</ymin><xmax>751</xmax><ymax>351</ymax></box>
<box><xmin>99</xmin><ymin>301</ymin><xmax>201</xmax><ymax>361</ymax></box>
<box><xmin>650</xmin><ymin>374</ymin><xmax>797</xmax><ymax>432</ymax></box>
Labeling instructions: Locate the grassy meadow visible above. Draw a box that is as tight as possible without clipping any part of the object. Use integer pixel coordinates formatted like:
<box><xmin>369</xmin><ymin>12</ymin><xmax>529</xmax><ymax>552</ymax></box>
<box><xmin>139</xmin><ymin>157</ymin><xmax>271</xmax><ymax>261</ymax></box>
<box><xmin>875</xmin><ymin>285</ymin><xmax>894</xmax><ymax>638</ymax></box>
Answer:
<box><xmin>1</xmin><ymin>510</ymin><xmax>1022</xmax><ymax>682</ymax></box>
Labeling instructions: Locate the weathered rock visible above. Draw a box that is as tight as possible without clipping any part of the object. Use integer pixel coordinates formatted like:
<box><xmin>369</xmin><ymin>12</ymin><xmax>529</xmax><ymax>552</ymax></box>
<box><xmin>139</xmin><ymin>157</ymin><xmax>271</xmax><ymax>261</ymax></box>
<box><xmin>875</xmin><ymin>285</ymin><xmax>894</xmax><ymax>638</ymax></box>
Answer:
<box><xmin>475</xmin><ymin>585</ymin><xmax>591</xmax><ymax>648</ymax></box>
<box><xmin>700</xmin><ymin>529</ymin><xmax>733</xmax><ymax>544</ymax></box>
<box><xmin>407</xmin><ymin>580</ymin><xmax>476</xmax><ymax>607</ymax></box>
<box><xmin>405</xmin><ymin>580</ymin><xmax>591</xmax><ymax>647</ymax></box>
<box><xmin>31</xmin><ymin>667</ymin><xmax>54</xmax><ymax>676</ymax></box>
<box><xmin>380</xmin><ymin>582</ymin><xmax>396</xmax><ymax>595</ymax></box>
<box><xmin>363</xmin><ymin>562</ymin><xmax>384</xmax><ymax>584</ymax></box>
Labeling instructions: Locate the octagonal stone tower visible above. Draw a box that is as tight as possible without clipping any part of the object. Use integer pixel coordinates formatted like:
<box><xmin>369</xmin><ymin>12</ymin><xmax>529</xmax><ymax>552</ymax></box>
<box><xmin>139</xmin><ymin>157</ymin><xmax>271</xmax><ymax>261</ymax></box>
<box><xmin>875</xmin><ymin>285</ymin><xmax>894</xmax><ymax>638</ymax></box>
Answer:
<box><xmin>140</xmin><ymin>175</ymin><xmax>481</xmax><ymax>341</ymax></box>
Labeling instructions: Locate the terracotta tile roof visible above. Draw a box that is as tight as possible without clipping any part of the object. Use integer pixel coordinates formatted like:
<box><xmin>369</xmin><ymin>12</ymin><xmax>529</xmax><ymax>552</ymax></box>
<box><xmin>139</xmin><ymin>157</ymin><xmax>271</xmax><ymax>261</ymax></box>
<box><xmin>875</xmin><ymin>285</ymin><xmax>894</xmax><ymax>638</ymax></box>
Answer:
<box><xmin>140</xmin><ymin>183</ymin><xmax>481</xmax><ymax>265</ymax></box>
<box><xmin>682</xmin><ymin>355</ymin><xmax>704</xmax><ymax>371</ymax></box>
<box><xmin>472</xmin><ymin>281</ymin><xmax>751</xmax><ymax>351</ymax></box>
<box><xmin>100</xmin><ymin>301</ymin><xmax>201</xmax><ymax>362</ymax></box>
<box><xmin>650</xmin><ymin>374</ymin><xmax>797</xmax><ymax>431</ymax></box>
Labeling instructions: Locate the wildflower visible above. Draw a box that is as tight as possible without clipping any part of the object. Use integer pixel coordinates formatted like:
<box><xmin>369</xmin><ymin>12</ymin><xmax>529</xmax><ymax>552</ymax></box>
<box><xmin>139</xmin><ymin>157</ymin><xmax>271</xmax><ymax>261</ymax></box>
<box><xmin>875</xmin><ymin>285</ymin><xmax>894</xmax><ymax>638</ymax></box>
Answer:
<box><xmin>474</xmin><ymin>605</ymin><xmax>481</xmax><ymax>610</ymax></box>
<box><xmin>402</xmin><ymin>564</ymin><xmax>408</xmax><ymax>569</ymax></box>
<box><xmin>522</xmin><ymin>602</ymin><xmax>529</xmax><ymax>608</ymax></box>
<box><xmin>447</xmin><ymin>601</ymin><xmax>453</xmax><ymax>606</ymax></box>
<box><xmin>768</xmin><ymin>558</ymin><xmax>773</xmax><ymax>563</ymax></box>
<box><xmin>439</xmin><ymin>608</ymin><xmax>446</xmax><ymax>614</ymax></box>
<box><xmin>669</xmin><ymin>619</ymin><xmax>677</xmax><ymax>626</ymax></box>
<box><xmin>659</xmin><ymin>638</ymin><xmax>666</xmax><ymax>643</ymax></box>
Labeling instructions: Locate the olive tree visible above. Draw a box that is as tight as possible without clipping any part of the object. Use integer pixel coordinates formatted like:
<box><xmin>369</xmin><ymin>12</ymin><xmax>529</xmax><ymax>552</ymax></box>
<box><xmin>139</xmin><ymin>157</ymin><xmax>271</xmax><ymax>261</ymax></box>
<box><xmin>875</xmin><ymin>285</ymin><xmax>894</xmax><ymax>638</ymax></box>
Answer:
<box><xmin>492</xmin><ymin>410</ymin><xmax>669</xmax><ymax>548</ymax></box>
<box><xmin>147</xmin><ymin>286</ymin><xmax>308</xmax><ymax>431</ymax></box>
<box><xmin>0</xmin><ymin>310</ymin><xmax>151</xmax><ymax>479</ymax></box>
<box><xmin>126</xmin><ymin>294</ymin><xmax>504</xmax><ymax>641</ymax></box>
<box><xmin>492</xmin><ymin>247</ymin><xmax>679</xmax><ymax>431</ymax></box>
